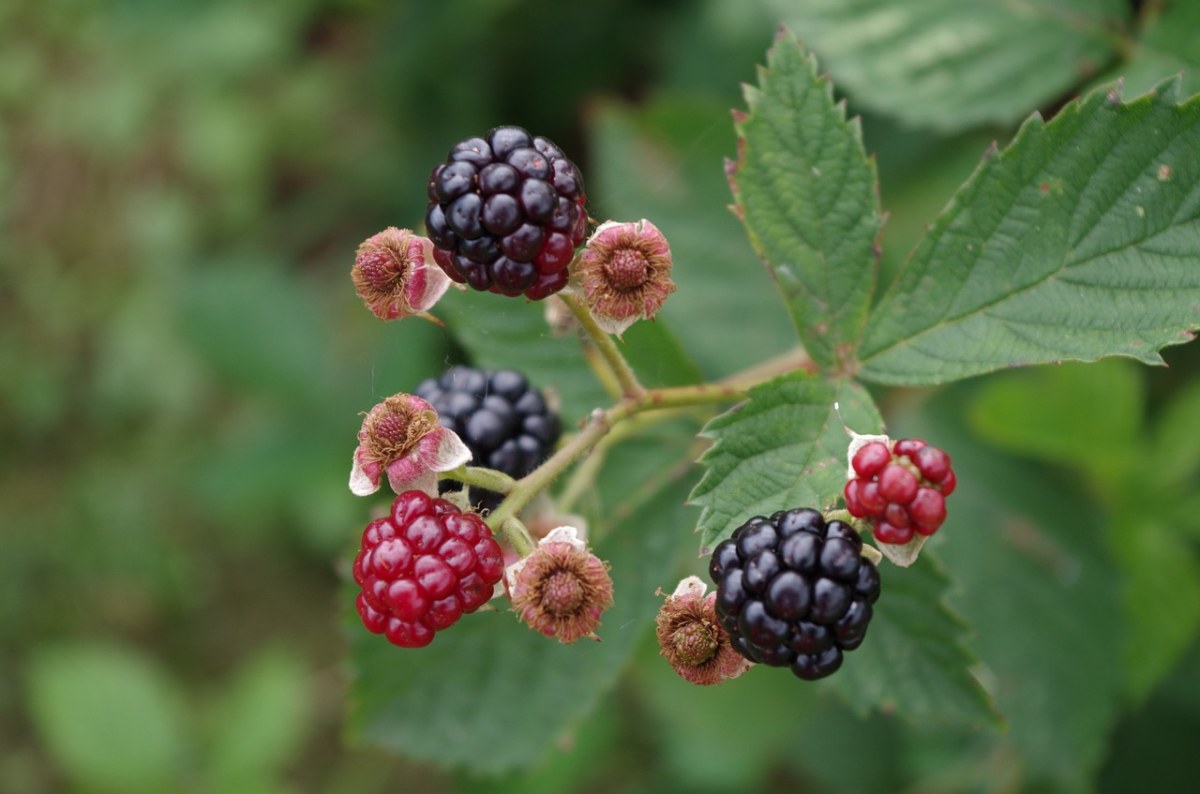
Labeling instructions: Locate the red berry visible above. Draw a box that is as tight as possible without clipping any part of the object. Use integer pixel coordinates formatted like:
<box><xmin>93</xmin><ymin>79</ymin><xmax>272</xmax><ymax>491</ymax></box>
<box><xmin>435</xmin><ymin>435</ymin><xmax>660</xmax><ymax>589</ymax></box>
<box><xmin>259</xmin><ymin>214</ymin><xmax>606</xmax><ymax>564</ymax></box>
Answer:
<box><xmin>844</xmin><ymin>437</ymin><xmax>956</xmax><ymax>545</ymax></box>
<box><xmin>873</xmin><ymin>522</ymin><xmax>913</xmax><ymax>545</ymax></box>
<box><xmin>878</xmin><ymin>463</ymin><xmax>919</xmax><ymax>504</ymax></box>
<box><xmin>892</xmin><ymin>438</ymin><xmax>926</xmax><ymax>458</ymax></box>
<box><xmin>385</xmin><ymin>618</ymin><xmax>434</xmax><ymax>649</ymax></box>
<box><xmin>909</xmin><ymin>488</ymin><xmax>946</xmax><ymax>533</ymax></box>
<box><xmin>913</xmin><ymin>446</ymin><xmax>950</xmax><ymax>482</ymax></box>
<box><xmin>844</xmin><ymin>480</ymin><xmax>866</xmax><ymax>517</ymax></box>
<box><xmin>883</xmin><ymin>503</ymin><xmax>910</xmax><ymax>529</ymax></box>
<box><xmin>858</xmin><ymin>481</ymin><xmax>887</xmax><ymax>516</ymax></box>
<box><xmin>356</xmin><ymin>593</ymin><xmax>388</xmax><ymax>634</ymax></box>
<box><xmin>354</xmin><ymin>490</ymin><xmax>505</xmax><ymax>648</ymax></box>
<box><xmin>851</xmin><ymin>442</ymin><xmax>890</xmax><ymax>478</ymax></box>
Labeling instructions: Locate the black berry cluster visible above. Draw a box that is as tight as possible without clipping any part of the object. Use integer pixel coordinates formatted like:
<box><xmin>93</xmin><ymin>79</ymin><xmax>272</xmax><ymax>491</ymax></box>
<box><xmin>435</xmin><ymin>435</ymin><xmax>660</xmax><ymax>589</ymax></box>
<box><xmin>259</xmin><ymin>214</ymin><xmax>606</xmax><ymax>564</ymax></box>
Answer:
<box><xmin>425</xmin><ymin>126</ymin><xmax>587</xmax><ymax>300</ymax></box>
<box><xmin>416</xmin><ymin>366</ymin><xmax>560</xmax><ymax>510</ymax></box>
<box><xmin>708</xmin><ymin>508</ymin><xmax>880</xmax><ymax>680</ymax></box>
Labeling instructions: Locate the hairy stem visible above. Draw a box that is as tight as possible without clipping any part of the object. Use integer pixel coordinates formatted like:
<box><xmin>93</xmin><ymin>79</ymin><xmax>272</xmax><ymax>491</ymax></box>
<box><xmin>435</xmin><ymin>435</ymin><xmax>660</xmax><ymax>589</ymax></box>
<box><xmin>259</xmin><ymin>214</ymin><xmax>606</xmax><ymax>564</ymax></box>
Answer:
<box><xmin>441</xmin><ymin>465</ymin><xmax>517</xmax><ymax>493</ymax></box>
<box><xmin>561</xmin><ymin>291</ymin><xmax>645</xmax><ymax>398</ymax></box>
<box><xmin>495</xmin><ymin>516</ymin><xmax>536</xmax><ymax>558</ymax></box>
<box><xmin>486</xmin><ymin>383</ymin><xmax>748</xmax><ymax>533</ymax></box>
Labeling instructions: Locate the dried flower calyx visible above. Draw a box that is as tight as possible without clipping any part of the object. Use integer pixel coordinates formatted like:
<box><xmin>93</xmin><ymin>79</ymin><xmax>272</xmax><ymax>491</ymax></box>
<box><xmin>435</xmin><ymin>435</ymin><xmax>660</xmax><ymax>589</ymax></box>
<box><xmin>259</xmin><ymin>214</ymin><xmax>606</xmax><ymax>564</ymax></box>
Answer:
<box><xmin>576</xmin><ymin>219</ymin><xmax>675</xmax><ymax>335</ymax></box>
<box><xmin>506</xmin><ymin>526</ymin><xmax>614</xmax><ymax>643</ymax></box>
<box><xmin>352</xmin><ymin>227</ymin><xmax>451</xmax><ymax>321</ymax></box>
<box><xmin>656</xmin><ymin>576</ymin><xmax>752</xmax><ymax>685</ymax></box>
<box><xmin>349</xmin><ymin>393</ymin><xmax>471</xmax><ymax>497</ymax></box>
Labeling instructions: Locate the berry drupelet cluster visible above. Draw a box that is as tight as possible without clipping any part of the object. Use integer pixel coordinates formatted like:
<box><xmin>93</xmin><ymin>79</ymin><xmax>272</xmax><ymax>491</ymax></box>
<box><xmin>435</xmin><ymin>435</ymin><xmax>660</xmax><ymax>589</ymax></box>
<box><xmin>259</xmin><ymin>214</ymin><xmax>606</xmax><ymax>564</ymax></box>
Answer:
<box><xmin>425</xmin><ymin>126</ymin><xmax>588</xmax><ymax>300</ymax></box>
<box><xmin>415</xmin><ymin>366</ymin><xmax>560</xmax><ymax>511</ymax></box>
<box><xmin>354</xmin><ymin>490</ymin><xmax>506</xmax><ymax>648</ymax></box>
<box><xmin>844</xmin><ymin>438</ymin><xmax>956</xmax><ymax>545</ymax></box>
<box><xmin>709</xmin><ymin>509</ymin><xmax>880</xmax><ymax>681</ymax></box>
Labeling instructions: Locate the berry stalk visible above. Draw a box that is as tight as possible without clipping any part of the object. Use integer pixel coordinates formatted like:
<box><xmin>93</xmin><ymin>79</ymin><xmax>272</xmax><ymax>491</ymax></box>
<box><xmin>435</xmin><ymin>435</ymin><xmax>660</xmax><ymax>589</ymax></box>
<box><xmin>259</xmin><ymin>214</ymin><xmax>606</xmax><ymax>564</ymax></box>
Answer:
<box><xmin>485</xmin><ymin>383</ymin><xmax>748</xmax><ymax>532</ymax></box>
<box><xmin>441</xmin><ymin>465</ymin><xmax>517</xmax><ymax>494</ymax></box>
<box><xmin>560</xmin><ymin>290</ymin><xmax>645</xmax><ymax>399</ymax></box>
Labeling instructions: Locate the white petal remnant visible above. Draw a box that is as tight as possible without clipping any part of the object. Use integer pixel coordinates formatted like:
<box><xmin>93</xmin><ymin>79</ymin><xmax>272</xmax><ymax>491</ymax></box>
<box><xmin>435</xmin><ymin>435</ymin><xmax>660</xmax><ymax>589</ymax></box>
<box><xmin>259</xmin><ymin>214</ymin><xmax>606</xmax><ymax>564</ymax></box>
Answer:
<box><xmin>352</xmin><ymin>227</ymin><xmax>451</xmax><ymax>321</ymax></box>
<box><xmin>349</xmin><ymin>393</ymin><xmax>471</xmax><ymax>496</ymax></box>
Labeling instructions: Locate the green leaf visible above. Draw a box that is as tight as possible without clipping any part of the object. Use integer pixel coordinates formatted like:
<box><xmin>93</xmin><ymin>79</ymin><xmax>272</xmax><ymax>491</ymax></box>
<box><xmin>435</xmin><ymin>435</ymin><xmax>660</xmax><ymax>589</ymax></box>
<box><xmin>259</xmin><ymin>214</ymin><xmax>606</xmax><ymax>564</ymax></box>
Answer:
<box><xmin>207</xmin><ymin>649</ymin><xmax>312</xmax><ymax>787</ymax></box>
<box><xmin>860</xmin><ymin>79</ymin><xmax>1200</xmax><ymax>385</ymax></box>
<box><xmin>689</xmin><ymin>372</ymin><xmax>882</xmax><ymax>549</ymax></box>
<box><xmin>1105</xmin><ymin>0</ymin><xmax>1200</xmax><ymax>99</ymax></box>
<box><xmin>1152</xmin><ymin>375</ymin><xmax>1200</xmax><ymax>488</ymax></box>
<box><xmin>730</xmin><ymin>30</ymin><xmax>882</xmax><ymax>372</ymax></box>
<box><xmin>831</xmin><ymin>555</ymin><xmax>998</xmax><ymax>729</ymax></box>
<box><xmin>177</xmin><ymin>258</ymin><xmax>335</xmax><ymax>406</ymax></box>
<box><xmin>348</xmin><ymin>434</ymin><xmax>697</xmax><ymax>773</ymax></box>
<box><xmin>588</xmin><ymin>98</ymin><xmax>798</xmax><ymax>380</ymax></box>
<box><xmin>966</xmin><ymin>360</ymin><xmax>1143</xmax><ymax>473</ymax></box>
<box><xmin>969</xmin><ymin>362</ymin><xmax>1200</xmax><ymax>701</ymax></box>
<box><xmin>27</xmin><ymin>643</ymin><xmax>188</xmax><ymax>792</ymax></box>
<box><xmin>442</xmin><ymin>289</ymin><xmax>608</xmax><ymax>423</ymax></box>
<box><xmin>916</xmin><ymin>391</ymin><xmax>1126</xmax><ymax>791</ymax></box>
<box><xmin>769</xmin><ymin>0</ymin><xmax>1131</xmax><ymax>131</ymax></box>
<box><xmin>1110</xmin><ymin>513</ymin><xmax>1200</xmax><ymax>703</ymax></box>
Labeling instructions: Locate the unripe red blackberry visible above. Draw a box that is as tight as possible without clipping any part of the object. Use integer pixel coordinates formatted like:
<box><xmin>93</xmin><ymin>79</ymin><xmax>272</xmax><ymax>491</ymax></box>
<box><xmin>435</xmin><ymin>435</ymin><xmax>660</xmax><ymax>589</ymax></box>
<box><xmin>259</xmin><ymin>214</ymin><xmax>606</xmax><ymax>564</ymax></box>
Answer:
<box><xmin>354</xmin><ymin>490</ymin><xmax>505</xmax><ymax>648</ymax></box>
<box><xmin>425</xmin><ymin>126</ymin><xmax>588</xmax><ymax>300</ymax></box>
<box><xmin>708</xmin><ymin>509</ymin><xmax>880</xmax><ymax>681</ymax></box>
<box><xmin>415</xmin><ymin>365</ymin><xmax>560</xmax><ymax>511</ymax></box>
<box><xmin>844</xmin><ymin>438</ymin><xmax>956</xmax><ymax>545</ymax></box>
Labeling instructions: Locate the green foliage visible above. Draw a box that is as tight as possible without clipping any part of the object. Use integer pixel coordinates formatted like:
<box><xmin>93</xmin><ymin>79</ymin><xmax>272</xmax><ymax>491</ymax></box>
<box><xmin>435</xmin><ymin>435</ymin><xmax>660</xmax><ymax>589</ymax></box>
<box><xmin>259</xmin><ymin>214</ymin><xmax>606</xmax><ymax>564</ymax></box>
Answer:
<box><xmin>690</xmin><ymin>373</ymin><xmax>882</xmax><ymax>548</ymax></box>
<box><xmin>730</xmin><ymin>29</ymin><xmax>882</xmax><ymax>372</ymax></box>
<box><xmin>7</xmin><ymin>1</ymin><xmax>1200</xmax><ymax>792</ymax></box>
<box><xmin>829</xmin><ymin>555</ymin><xmax>996</xmax><ymax>728</ymax></box>
<box><xmin>27</xmin><ymin>644</ymin><xmax>312</xmax><ymax>794</ymax></box>
<box><xmin>349</xmin><ymin>434</ymin><xmax>698</xmax><ymax>773</ymax></box>
<box><xmin>969</xmin><ymin>361</ymin><xmax>1200</xmax><ymax>702</ymax></box>
<box><xmin>27</xmin><ymin>645</ymin><xmax>188</xmax><ymax>793</ymax></box>
<box><xmin>859</xmin><ymin>78</ymin><xmax>1200</xmax><ymax>385</ymax></box>
<box><xmin>589</xmin><ymin>98</ymin><xmax>798</xmax><ymax>379</ymax></box>
<box><xmin>919</xmin><ymin>390</ymin><xmax>1128</xmax><ymax>791</ymax></box>
<box><xmin>766</xmin><ymin>0</ymin><xmax>1132</xmax><ymax>131</ymax></box>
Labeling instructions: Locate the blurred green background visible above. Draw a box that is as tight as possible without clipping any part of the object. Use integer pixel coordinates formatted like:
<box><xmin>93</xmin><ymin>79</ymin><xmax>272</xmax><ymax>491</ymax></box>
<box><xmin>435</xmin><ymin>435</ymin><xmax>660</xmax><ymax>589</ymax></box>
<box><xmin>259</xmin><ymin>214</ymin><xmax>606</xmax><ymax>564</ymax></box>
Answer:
<box><xmin>3</xmin><ymin>1</ymin><xmax>1199</xmax><ymax>792</ymax></box>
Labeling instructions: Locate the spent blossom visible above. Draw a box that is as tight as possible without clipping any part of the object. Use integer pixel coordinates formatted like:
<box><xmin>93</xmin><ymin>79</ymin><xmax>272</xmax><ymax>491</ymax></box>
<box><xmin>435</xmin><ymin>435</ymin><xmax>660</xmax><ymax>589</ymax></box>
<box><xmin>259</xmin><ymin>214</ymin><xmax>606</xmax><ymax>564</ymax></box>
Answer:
<box><xmin>351</xmin><ymin>227</ymin><xmax>451</xmax><ymax>321</ymax></box>
<box><xmin>656</xmin><ymin>576</ymin><xmax>751</xmax><ymax>685</ymax></box>
<box><xmin>349</xmin><ymin>393</ymin><xmax>470</xmax><ymax>497</ymax></box>
<box><xmin>576</xmin><ymin>219</ymin><xmax>675</xmax><ymax>335</ymax></box>
<box><xmin>506</xmin><ymin>526</ymin><xmax>613</xmax><ymax>643</ymax></box>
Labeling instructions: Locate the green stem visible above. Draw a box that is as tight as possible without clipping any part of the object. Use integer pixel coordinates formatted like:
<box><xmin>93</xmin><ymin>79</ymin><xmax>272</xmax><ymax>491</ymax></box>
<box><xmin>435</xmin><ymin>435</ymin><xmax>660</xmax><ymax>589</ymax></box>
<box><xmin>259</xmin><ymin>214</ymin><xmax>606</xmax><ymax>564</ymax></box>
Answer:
<box><xmin>561</xmin><ymin>291</ymin><xmax>645</xmax><ymax>398</ymax></box>
<box><xmin>494</xmin><ymin>516</ymin><xmax>536</xmax><ymax>557</ymax></box>
<box><xmin>717</xmin><ymin>346</ymin><xmax>816</xmax><ymax>390</ymax></box>
<box><xmin>486</xmin><ymin>383</ymin><xmax>749</xmax><ymax>531</ymax></box>
<box><xmin>441</xmin><ymin>465</ymin><xmax>517</xmax><ymax>494</ymax></box>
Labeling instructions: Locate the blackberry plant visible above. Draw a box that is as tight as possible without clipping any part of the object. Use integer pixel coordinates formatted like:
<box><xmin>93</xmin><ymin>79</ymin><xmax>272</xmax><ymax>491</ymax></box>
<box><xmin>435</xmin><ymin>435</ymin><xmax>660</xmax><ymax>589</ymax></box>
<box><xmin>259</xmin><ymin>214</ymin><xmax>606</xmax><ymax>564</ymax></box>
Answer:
<box><xmin>337</xmin><ymin>23</ymin><xmax>1200</xmax><ymax>786</ymax></box>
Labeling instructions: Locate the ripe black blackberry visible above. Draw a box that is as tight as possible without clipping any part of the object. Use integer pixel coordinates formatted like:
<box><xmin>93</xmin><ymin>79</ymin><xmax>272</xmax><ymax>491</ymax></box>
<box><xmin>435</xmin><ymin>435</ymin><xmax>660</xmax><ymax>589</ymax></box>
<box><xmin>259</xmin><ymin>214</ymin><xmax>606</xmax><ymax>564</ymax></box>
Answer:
<box><xmin>425</xmin><ymin>125</ymin><xmax>588</xmax><ymax>300</ymax></box>
<box><xmin>415</xmin><ymin>366</ymin><xmax>560</xmax><ymax>511</ymax></box>
<box><xmin>708</xmin><ymin>508</ymin><xmax>880</xmax><ymax>681</ymax></box>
